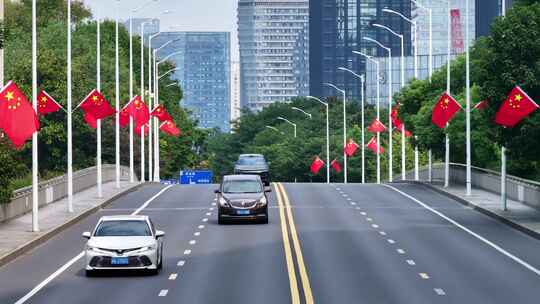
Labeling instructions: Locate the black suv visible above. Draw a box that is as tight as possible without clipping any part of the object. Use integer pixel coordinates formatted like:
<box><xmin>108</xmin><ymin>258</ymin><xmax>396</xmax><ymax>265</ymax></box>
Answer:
<box><xmin>233</xmin><ymin>154</ymin><xmax>270</xmax><ymax>186</ymax></box>
<box><xmin>215</xmin><ymin>175</ymin><xmax>271</xmax><ymax>224</ymax></box>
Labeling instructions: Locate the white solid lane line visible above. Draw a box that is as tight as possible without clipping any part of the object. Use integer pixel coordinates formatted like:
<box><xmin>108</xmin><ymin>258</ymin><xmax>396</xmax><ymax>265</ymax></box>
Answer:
<box><xmin>158</xmin><ymin>289</ymin><xmax>169</xmax><ymax>297</ymax></box>
<box><xmin>384</xmin><ymin>184</ymin><xmax>540</xmax><ymax>276</ymax></box>
<box><xmin>14</xmin><ymin>185</ymin><xmax>174</xmax><ymax>304</ymax></box>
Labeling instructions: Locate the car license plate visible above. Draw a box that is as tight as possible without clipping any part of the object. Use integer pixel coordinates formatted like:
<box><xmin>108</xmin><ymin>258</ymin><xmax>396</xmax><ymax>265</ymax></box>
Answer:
<box><xmin>111</xmin><ymin>257</ymin><xmax>129</xmax><ymax>265</ymax></box>
<box><xmin>237</xmin><ymin>210</ymin><xmax>250</xmax><ymax>215</ymax></box>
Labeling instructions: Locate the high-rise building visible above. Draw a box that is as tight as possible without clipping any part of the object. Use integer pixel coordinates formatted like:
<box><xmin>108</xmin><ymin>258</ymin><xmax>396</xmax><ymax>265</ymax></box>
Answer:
<box><xmin>412</xmin><ymin>0</ymin><xmax>475</xmax><ymax>57</ymax></box>
<box><xmin>238</xmin><ymin>0</ymin><xmax>310</xmax><ymax>111</ymax></box>
<box><xmin>310</xmin><ymin>0</ymin><xmax>412</xmax><ymax>102</ymax></box>
<box><xmin>153</xmin><ymin>32</ymin><xmax>231</xmax><ymax>132</ymax></box>
<box><xmin>125</xmin><ymin>18</ymin><xmax>160</xmax><ymax>39</ymax></box>
<box><xmin>231</xmin><ymin>61</ymin><xmax>241</xmax><ymax>124</ymax></box>
<box><xmin>475</xmin><ymin>0</ymin><xmax>512</xmax><ymax>38</ymax></box>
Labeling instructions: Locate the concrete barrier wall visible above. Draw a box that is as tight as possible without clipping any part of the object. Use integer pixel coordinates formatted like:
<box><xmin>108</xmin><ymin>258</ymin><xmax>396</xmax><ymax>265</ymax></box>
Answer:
<box><xmin>0</xmin><ymin>165</ymin><xmax>131</xmax><ymax>223</ymax></box>
<box><xmin>410</xmin><ymin>163</ymin><xmax>540</xmax><ymax>211</ymax></box>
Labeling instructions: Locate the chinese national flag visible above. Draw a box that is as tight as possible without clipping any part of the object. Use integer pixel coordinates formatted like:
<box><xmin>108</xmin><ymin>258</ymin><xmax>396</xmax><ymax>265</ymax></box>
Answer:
<box><xmin>344</xmin><ymin>139</ymin><xmax>359</xmax><ymax>157</ymax></box>
<box><xmin>495</xmin><ymin>86</ymin><xmax>538</xmax><ymax>128</ymax></box>
<box><xmin>135</xmin><ymin>123</ymin><xmax>149</xmax><ymax>137</ymax></box>
<box><xmin>126</xmin><ymin>95</ymin><xmax>150</xmax><ymax>128</ymax></box>
<box><xmin>432</xmin><ymin>92</ymin><xmax>461</xmax><ymax>128</ymax></box>
<box><xmin>80</xmin><ymin>89</ymin><xmax>115</xmax><ymax>120</ymax></box>
<box><xmin>367</xmin><ymin>118</ymin><xmax>387</xmax><ymax>133</ymax></box>
<box><xmin>151</xmin><ymin>104</ymin><xmax>173</xmax><ymax>122</ymax></box>
<box><xmin>160</xmin><ymin>120</ymin><xmax>181</xmax><ymax>137</ymax></box>
<box><xmin>310</xmin><ymin>156</ymin><xmax>325</xmax><ymax>174</ymax></box>
<box><xmin>0</xmin><ymin>81</ymin><xmax>40</xmax><ymax>148</ymax></box>
<box><xmin>331</xmin><ymin>159</ymin><xmax>342</xmax><ymax>173</ymax></box>
<box><xmin>473</xmin><ymin>100</ymin><xmax>489</xmax><ymax>111</ymax></box>
<box><xmin>366</xmin><ymin>137</ymin><xmax>384</xmax><ymax>154</ymax></box>
<box><xmin>119</xmin><ymin>107</ymin><xmax>130</xmax><ymax>128</ymax></box>
<box><xmin>391</xmin><ymin>106</ymin><xmax>403</xmax><ymax>129</ymax></box>
<box><xmin>84</xmin><ymin>113</ymin><xmax>97</xmax><ymax>129</ymax></box>
<box><xmin>37</xmin><ymin>90</ymin><xmax>61</xmax><ymax>115</ymax></box>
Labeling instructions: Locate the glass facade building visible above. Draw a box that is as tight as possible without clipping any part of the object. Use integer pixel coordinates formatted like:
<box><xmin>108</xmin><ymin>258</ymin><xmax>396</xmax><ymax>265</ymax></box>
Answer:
<box><xmin>475</xmin><ymin>0</ymin><xmax>512</xmax><ymax>38</ymax></box>
<box><xmin>153</xmin><ymin>32</ymin><xmax>231</xmax><ymax>132</ymax></box>
<box><xmin>126</xmin><ymin>18</ymin><xmax>160</xmax><ymax>40</ymax></box>
<box><xmin>310</xmin><ymin>0</ymin><xmax>412</xmax><ymax>102</ymax></box>
<box><xmin>238</xmin><ymin>0</ymin><xmax>310</xmax><ymax>111</ymax></box>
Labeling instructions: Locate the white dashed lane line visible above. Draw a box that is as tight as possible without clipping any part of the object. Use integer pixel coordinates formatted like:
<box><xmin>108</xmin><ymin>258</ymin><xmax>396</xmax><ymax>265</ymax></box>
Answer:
<box><xmin>206</xmin><ymin>212</ymin><xmax>212</xmax><ymax>216</ymax></box>
<box><xmin>406</xmin><ymin>260</ymin><xmax>416</xmax><ymax>266</ymax></box>
<box><xmin>387</xmin><ymin>239</ymin><xmax>396</xmax><ymax>244</ymax></box>
<box><xmin>366</xmin><ymin>218</ymin><xmax>373</xmax><ymax>222</ymax></box>
<box><xmin>209</xmin><ymin>208</ymin><xmax>214</xmax><ymax>211</ymax></box>
<box><xmin>202</xmin><ymin>218</ymin><xmax>208</xmax><ymax>222</ymax></box>
<box><xmin>184</xmin><ymin>250</ymin><xmax>192</xmax><ymax>255</ymax></box>
<box><xmin>379</xmin><ymin>231</ymin><xmax>387</xmax><ymax>236</ymax></box>
<box><xmin>350</xmin><ymin>202</ymin><xmax>356</xmax><ymax>205</ymax></box>
<box><xmin>168</xmin><ymin>273</ymin><xmax>178</xmax><ymax>280</ymax></box>
<box><xmin>419</xmin><ymin>273</ymin><xmax>430</xmax><ymax>279</ymax></box>
<box><xmin>198</xmin><ymin>225</ymin><xmax>205</xmax><ymax>229</ymax></box>
<box><xmin>158</xmin><ymin>290</ymin><xmax>168</xmax><ymax>297</ymax></box>
<box><xmin>397</xmin><ymin>249</ymin><xmax>406</xmax><ymax>254</ymax></box>
<box><xmin>360</xmin><ymin>212</ymin><xmax>367</xmax><ymax>216</ymax></box>
<box><xmin>211</xmin><ymin>203</ymin><xmax>216</xmax><ymax>206</ymax></box>
<box><xmin>177</xmin><ymin>260</ymin><xmax>186</xmax><ymax>267</ymax></box>
<box><xmin>189</xmin><ymin>240</ymin><xmax>196</xmax><ymax>245</ymax></box>
<box><xmin>372</xmin><ymin>224</ymin><xmax>379</xmax><ymax>228</ymax></box>
<box><xmin>434</xmin><ymin>288</ymin><xmax>446</xmax><ymax>296</ymax></box>
<box><xmin>194</xmin><ymin>232</ymin><xmax>201</xmax><ymax>236</ymax></box>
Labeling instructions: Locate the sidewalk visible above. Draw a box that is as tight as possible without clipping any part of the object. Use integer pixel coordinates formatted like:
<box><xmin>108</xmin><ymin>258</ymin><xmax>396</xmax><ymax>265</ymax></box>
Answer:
<box><xmin>426</xmin><ymin>182</ymin><xmax>540</xmax><ymax>238</ymax></box>
<box><xmin>0</xmin><ymin>181</ymin><xmax>141</xmax><ymax>266</ymax></box>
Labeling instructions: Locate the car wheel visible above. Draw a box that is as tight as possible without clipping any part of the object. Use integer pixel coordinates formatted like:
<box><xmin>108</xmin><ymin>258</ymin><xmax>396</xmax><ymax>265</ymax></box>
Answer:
<box><xmin>157</xmin><ymin>251</ymin><xmax>163</xmax><ymax>270</ymax></box>
<box><xmin>85</xmin><ymin>270</ymin><xmax>96</xmax><ymax>277</ymax></box>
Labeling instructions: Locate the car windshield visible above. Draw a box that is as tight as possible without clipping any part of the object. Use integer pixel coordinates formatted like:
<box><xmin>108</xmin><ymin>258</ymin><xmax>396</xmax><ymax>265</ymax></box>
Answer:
<box><xmin>223</xmin><ymin>180</ymin><xmax>263</xmax><ymax>193</ymax></box>
<box><xmin>237</xmin><ymin>157</ymin><xmax>266</xmax><ymax>166</ymax></box>
<box><xmin>94</xmin><ymin>220</ymin><xmax>152</xmax><ymax>237</ymax></box>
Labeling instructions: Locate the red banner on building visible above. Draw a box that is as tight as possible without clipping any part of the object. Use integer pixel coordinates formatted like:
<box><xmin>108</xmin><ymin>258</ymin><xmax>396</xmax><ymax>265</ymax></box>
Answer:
<box><xmin>451</xmin><ymin>9</ymin><xmax>464</xmax><ymax>54</ymax></box>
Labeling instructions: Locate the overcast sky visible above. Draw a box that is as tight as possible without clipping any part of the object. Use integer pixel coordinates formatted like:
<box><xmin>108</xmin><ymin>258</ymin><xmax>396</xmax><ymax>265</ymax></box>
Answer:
<box><xmin>82</xmin><ymin>0</ymin><xmax>239</xmax><ymax>60</ymax></box>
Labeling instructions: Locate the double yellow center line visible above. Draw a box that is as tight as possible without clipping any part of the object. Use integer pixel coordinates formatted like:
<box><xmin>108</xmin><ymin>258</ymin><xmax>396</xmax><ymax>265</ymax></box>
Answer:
<box><xmin>274</xmin><ymin>182</ymin><xmax>313</xmax><ymax>304</ymax></box>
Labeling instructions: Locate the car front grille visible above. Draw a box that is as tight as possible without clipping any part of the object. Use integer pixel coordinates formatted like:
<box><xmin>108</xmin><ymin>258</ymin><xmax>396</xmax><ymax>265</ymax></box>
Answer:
<box><xmin>89</xmin><ymin>256</ymin><xmax>152</xmax><ymax>268</ymax></box>
<box><xmin>230</xmin><ymin>200</ymin><xmax>257</xmax><ymax>208</ymax></box>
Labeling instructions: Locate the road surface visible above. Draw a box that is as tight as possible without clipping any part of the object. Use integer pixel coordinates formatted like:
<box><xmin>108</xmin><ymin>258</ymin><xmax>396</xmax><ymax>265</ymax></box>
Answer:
<box><xmin>1</xmin><ymin>182</ymin><xmax>540</xmax><ymax>303</ymax></box>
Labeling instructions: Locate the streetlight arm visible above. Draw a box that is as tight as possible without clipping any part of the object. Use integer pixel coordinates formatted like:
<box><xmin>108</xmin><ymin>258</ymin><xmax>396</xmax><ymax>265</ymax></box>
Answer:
<box><xmin>277</xmin><ymin>117</ymin><xmax>296</xmax><ymax>127</ymax></box>
<box><xmin>291</xmin><ymin>107</ymin><xmax>312</xmax><ymax>119</ymax></box>
<box><xmin>353</xmin><ymin>51</ymin><xmax>379</xmax><ymax>67</ymax></box>
<box><xmin>306</xmin><ymin>96</ymin><xmax>328</xmax><ymax>106</ymax></box>
<box><xmin>373</xmin><ymin>23</ymin><xmax>403</xmax><ymax>39</ymax></box>
<box><xmin>132</xmin><ymin>0</ymin><xmax>159</xmax><ymax>13</ymax></box>
<box><xmin>338</xmin><ymin>67</ymin><xmax>363</xmax><ymax>80</ymax></box>
<box><xmin>382</xmin><ymin>8</ymin><xmax>413</xmax><ymax>23</ymax></box>
<box><xmin>159</xmin><ymin>67</ymin><xmax>181</xmax><ymax>79</ymax></box>
<box><xmin>158</xmin><ymin>50</ymin><xmax>183</xmax><ymax>65</ymax></box>
<box><xmin>363</xmin><ymin>37</ymin><xmax>390</xmax><ymax>52</ymax></box>
<box><xmin>323</xmin><ymin>82</ymin><xmax>345</xmax><ymax>94</ymax></box>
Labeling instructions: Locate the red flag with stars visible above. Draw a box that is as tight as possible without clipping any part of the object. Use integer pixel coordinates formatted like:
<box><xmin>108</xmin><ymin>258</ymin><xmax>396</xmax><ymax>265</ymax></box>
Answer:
<box><xmin>495</xmin><ymin>86</ymin><xmax>538</xmax><ymax>127</ymax></box>
<box><xmin>367</xmin><ymin>118</ymin><xmax>387</xmax><ymax>133</ymax></box>
<box><xmin>344</xmin><ymin>138</ymin><xmax>359</xmax><ymax>157</ymax></box>
<box><xmin>84</xmin><ymin>113</ymin><xmax>97</xmax><ymax>129</ymax></box>
<box><xmin>366</xmin><ymin>137</ymin><xmax>384</xmax><ymax>154</ymax></box>
<box><xmin>135</xmin><ymin>123</ymin><xmax>149</xmax><ymax>137</ymax></box>
<box><xmin>0</xmin><ymin>81</ymin><xmax>40</xmax><ymax>148</ymax></box>
<box><xmin>119</xmin><ymin>107</ymin><xmax>130</xmax><ymax>128</ymax></box>
<box><xmin>151</xmin><ymin>104</ymin><xmax>173</xmax><ymax>122</ymax></box>
<box><xmin>431</xmin><ymin>92</ymin><xmax>461</xmax><ymax>128</ymax></box>
<box><xmin>37</xmin><ymin>90</ymin><xmax>62</xmax><ymax>115</ymax></box>
<box><xmin>331</xmin><ymin>159</ymin><xmax>342</xmax><ymax>173</ymax></box>
<box><xmin>160</xmin><ymin>120</ymin><xmax>181</xmax><ymax>137</ymax></box>
<box><xmin>126</xmin><ymin>95</ymin><xmax>150</xmax><ymax>128</ymax></box>
<box><xmin>310</xmin><ymin>156</ymin><xmax>325</xmax><ymax>175</ymax></box>
<box><xmin>79</xmin><ymin>89</ymin><xmax>115</xmax><ymax>120</ymax></box>
<box><xmin>391</xmin><ymin>106</ymin><xmax>403</xmax><ymax>129</ymax></box>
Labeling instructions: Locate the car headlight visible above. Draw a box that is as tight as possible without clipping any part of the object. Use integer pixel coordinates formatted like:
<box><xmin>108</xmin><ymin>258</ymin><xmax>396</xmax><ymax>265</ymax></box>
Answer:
<box><xmin>135</xmin><ymin>245</ymin><xmax>156</xmax><ymax>252</ymax></box>
<box><xmin>86</xmin><ymin>246</ymin><xmax>108</xmax><ymax>254</ymax></box>
<box><xmin>219</xmin><ymin>197</ymin><xmax>230</xmax><ymax>207</ymax></box>
<box><xmin>258</xmin><ymin>196</ymin><xmax>267</xmax><ymax>206</ymax></box>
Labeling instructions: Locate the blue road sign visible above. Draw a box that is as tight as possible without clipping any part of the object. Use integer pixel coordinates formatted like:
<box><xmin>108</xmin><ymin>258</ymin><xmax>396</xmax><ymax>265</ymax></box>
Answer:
<box><xmin>179</xmin><ymin>170</ymin><xmax>213</xmax><ymax>185</ymax></box>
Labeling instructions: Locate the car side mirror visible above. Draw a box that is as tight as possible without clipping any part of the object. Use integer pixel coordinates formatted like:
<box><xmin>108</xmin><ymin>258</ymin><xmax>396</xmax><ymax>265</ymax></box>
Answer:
<box><xmin>82</xmin><ymin>232</ymin><xmax>91</xmax><ymax>239</ymax></box>
<box><xmin>214</xmin><ymin>189</ymin><xmax>221</xmax><ymax>194</ymax></box>
<box><xmin>156</xmin><ymin>230</ymin><xmax>165</xmax><ymax>238</ymax></box>
<box><xmin>265</xmin><ymin>188</ymin><xmax>272</xmax><ymax>193</ymax></box>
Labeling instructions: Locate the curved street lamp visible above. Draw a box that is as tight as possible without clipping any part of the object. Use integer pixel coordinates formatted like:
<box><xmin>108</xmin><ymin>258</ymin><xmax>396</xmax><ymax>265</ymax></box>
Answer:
<box><xmin>306</xmin><ymin>96</ymin><xmax>330</xmax><ymax>184</ymax></box>
<box><xmin>323</xmin><ymin>83</ymin><xmax>348</xmax><ymax>184</ymax></box>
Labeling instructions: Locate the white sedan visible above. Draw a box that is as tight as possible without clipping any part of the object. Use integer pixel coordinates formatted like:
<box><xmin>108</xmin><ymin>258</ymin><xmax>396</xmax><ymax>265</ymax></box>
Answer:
<box><xmin>82</xmin><ymin>215</ymin><xmax>165</xmax><ymax>276</ymax></box>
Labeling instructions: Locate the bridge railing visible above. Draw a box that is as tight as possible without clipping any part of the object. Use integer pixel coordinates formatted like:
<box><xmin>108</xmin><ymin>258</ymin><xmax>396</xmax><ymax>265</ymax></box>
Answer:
<box><xmin>408</xmin><ymin>163</ymin><xmax>540</xmax><ymax>211</ymax></box>
<box><xmin>0</xmin><ymin>165</ymin><xmax>131</xmax><ymax>223</ymax></box>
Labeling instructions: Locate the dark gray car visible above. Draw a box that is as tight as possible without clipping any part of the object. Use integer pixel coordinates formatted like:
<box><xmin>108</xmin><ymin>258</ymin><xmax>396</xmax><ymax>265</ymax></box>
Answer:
<box><xmin>233</xmin><ymin>154</ymin><xmax>270</xmax><ymax>186</ymax></box>
<box><xmin>215</xmin><ymin>175</ymin><xmax>271</xmax><ymax>224</ymax></box>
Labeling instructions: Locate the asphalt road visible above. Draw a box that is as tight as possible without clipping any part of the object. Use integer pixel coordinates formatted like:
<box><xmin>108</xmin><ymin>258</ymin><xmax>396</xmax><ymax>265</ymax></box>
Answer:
<box><xmin>1</xmin><ymin>182</ymin><xmax>540</xmax><ymax>303</ymax></box>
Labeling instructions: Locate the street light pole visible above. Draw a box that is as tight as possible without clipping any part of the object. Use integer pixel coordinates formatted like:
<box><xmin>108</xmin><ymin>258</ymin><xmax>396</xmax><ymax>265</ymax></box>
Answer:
<box><xmin>324</xmin><ymin>83</ymin><xmax>347</xmax><ymax>184</ymax></box>
<box><xmin>352</xmin><ymin>52</ymin><xmax>381</xmax><ymax>183</ymax></box>
<box><xmin>31</xmin><ymin>0</ymin><xmax>39</xmax><ymax>231</ymax></box>
<box><xmin>306</xmin><ymin>96</ymin><xmax>330</xmax><ymax>184</ymax></box>
<box><xmin>96</xmin><ymin>11</ymin><xmax>102</xmax><ymax>197</ymax></box>
<box><xmin>363</xmin><ymin>37</ymin><xmax>393</xmax><ymax>182</ymax></box>
<box><xmin>277</xmin><ymin>117</ymin><xmax>297</xmax><ymax>138</ymax></box>
<box><xmin>67</xmin><ymin>0</ymin><xmax>74</xmax><ymax>212</ymax></box>
<box><xmin>337</xmin><ymin>67</ymin><xmax>366</xmax><ymax>183</ymax></box>
<box><xmin>291</xmin><ymin>107</ymin><xmax>312</xmax><ymax>119</ymax></box>
<box><xmin>115</xmin><ymin>1</ymin><xmax>120</xmax><ymax>189</ymax></box>
<box><xmin>465</xmin><ymin>0</ymin><xmax>472</xmax><ymax>196</ymax></box>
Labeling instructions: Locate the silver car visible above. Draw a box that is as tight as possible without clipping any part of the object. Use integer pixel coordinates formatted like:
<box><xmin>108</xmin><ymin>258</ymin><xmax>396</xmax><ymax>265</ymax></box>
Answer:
<box><xmin>82</xmin><ymin>215</ymin><xmax>165</xmax><ymax>276</ymax></box>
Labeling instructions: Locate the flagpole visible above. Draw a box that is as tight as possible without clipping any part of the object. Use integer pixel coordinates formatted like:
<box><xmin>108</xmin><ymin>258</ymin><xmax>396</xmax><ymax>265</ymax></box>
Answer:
<box><xmin>323</xmin><ymin>83</ymin><xmax>347</xmax><ymax>183</ymax></box>
<box><xmin>31</xmin><ymin>0</ymin><xmax>39</xmax><ymax>231</ymax></box>
<box><xmin>96</xmin><ymin>11</ymin><xmax>102</xmax><ymax>198</ymax></box>
<box><xmin>115</xmin><ymin>2</ymin><xmax>120</xmax><ymax>189</ymax></box>
<box><xmin>465</xmin><ymin>0</ymin><xmax>472</xmax><ymax>196</ymax></box>
<box><xmin>444</xmin><ymin>0</ymin><xmax>451</xmax><ymax>188</ymax></box>
<box><xmin>153</xmin><ymin>50</ymin><xmax>159</xmax><ymax>182</ymax></box>
<box><xmin>148</xmin><ymin>35</ymin><xmax>155</xmax><ymax>182</ymax></box>
<box><xmin>361</xmin><ymin>75</ymin><xmax>365</xmax><ymax>184</ymax></box>
<box><xmin>128</xmin><ymin>12</ymin><xmax>134</xmax><ymax>183</ymax></box>
<box><xmin>306</xmin><ymin>96</ymin><xmax>330</xmax><ymax>184</ymax></box>
<box><xmin>376</xmin><ymin>60</ymin><xmax>381</xmax><ymax>184</ymax></box>
<box><xmin>67</xmin><ymin>0</ymin><xmax>74</xmax><ymax>213</ymax></box>
<box><xmin>140</xmin><ymin>23</ymin><xmax>149</xmax><ymax>182</ymax></box>
<box><xmin>501</xmin><ymin>0</ymin><xmax>507</xmax><ymax>210</ymax></box>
